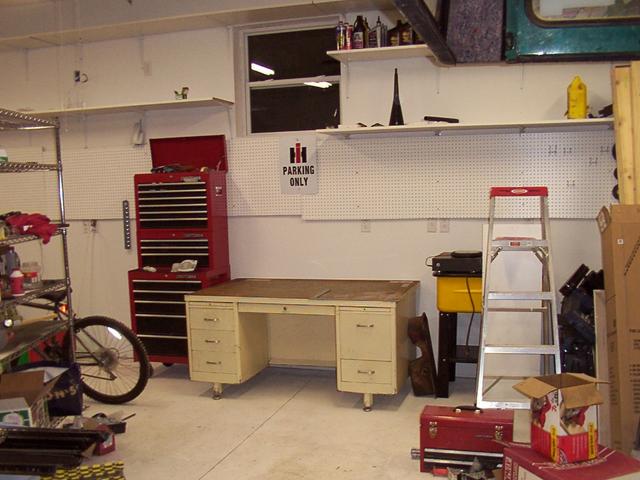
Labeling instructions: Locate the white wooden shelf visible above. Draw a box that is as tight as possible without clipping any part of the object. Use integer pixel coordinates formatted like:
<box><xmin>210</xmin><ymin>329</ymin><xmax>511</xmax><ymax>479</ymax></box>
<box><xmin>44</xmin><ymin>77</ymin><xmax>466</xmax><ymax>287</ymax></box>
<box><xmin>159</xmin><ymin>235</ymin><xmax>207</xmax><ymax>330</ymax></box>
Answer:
<box><xmin>326</xmin><ymin>44</ymin><xmax>435</xmax><ymax>63</ymax></box>
<box><xmin>28</xmin><ymin>97</ymin><xmax>233</xmax><ymax>118</ymax></box>
<box><xmin>316</xmin><ymin>118</ymin><xmax>614</xmax><ymax>138</ymax></box>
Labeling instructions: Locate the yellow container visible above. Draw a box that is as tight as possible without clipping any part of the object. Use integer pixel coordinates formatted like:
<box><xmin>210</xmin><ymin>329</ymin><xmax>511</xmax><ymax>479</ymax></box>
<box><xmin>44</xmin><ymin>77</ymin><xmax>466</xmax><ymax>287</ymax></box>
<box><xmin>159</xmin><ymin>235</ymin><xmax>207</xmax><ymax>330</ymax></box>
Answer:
<box><xmin>567</xmin><ymin>75</ymin><xmax>587</xmax><ymax>119</ymax></box>
<box><xmin>436</xmin><ymin>276</ymin><xmax>482</xmax><ymax>313</ymax></box>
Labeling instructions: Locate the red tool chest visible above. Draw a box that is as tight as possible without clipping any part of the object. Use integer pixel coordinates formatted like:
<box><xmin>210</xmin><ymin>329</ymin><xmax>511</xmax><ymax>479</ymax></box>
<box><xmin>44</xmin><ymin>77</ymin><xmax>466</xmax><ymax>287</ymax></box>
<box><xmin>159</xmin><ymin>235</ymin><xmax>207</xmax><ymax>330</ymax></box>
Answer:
<box><xmin>419</xmin><ymin>405</ymin><xmax>514</xmax><ymax>473</ymax></box>
<box><xmin>128</xmin><ymin>135</ymin><xmax>230</xmax><ymax>364</ymax></box>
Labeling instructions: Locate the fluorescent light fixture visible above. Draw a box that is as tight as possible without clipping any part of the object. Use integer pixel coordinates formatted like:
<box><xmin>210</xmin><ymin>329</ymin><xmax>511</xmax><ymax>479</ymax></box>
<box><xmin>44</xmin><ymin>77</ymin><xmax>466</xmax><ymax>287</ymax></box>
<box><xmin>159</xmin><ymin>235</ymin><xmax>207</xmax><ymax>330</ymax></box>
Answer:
<box><xmin>303</xmin><ymin>81</ymin><xmax>332</xmax><ymax>89</ymax></box>
<box><xmin>251</xmin><ymin>62</ymin><xmax>275</xmax><ymax>76</ymax></box>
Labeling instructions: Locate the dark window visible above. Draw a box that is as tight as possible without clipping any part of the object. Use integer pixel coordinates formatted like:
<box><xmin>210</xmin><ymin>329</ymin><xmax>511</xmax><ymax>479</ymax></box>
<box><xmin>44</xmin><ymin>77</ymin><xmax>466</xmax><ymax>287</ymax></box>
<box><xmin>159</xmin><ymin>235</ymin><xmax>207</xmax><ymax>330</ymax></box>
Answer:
<box><xmin>247</xmin><ymin>27</ymin><xmax>340</xmax><ymax>133</ymax></box>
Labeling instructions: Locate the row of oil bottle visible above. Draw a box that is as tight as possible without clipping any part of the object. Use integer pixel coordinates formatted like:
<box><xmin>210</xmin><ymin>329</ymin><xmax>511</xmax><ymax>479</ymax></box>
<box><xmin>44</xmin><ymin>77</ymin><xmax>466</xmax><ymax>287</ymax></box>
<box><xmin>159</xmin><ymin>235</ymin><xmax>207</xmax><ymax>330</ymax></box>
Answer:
<box><xmin>335</xmin><ymin>16</ymin><xmax>422</xmax><ymax>50</ymax></box>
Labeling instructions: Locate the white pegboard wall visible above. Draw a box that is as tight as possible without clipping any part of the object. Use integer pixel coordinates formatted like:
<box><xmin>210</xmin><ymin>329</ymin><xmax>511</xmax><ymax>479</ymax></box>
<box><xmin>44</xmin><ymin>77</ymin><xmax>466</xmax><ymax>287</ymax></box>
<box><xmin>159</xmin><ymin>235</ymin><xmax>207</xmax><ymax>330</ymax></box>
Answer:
<box><xmin>303</xmin><ymin>130</ymin><xmax>616</xmax><ymax>220</ymax></box>
<box><xmin>227</xmin><ymin>136</ymin><xmax>301</xmax><ymax>216</ymax></box>
<box><xmin>0</xmin><ymin>147</ymin><xmax>60</xmax><ymax>219</ymax></box>
<box><xmin>62</xmin><ymin>146</ymin><xmax>151</xmax><ymax>220</ymax></box>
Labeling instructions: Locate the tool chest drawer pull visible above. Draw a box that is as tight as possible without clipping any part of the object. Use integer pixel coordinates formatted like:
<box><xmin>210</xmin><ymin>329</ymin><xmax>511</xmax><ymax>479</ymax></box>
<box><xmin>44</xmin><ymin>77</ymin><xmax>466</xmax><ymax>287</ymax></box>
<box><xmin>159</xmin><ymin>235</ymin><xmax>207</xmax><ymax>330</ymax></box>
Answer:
<box><xmin>206</xmin><ymin>361</ymin><xmax>222</xmax><ymax>365</ymax></box>
<box><xmin>356</xmin><ymin>323</ymin><xmax>374</xmax><ymax>328</ymax></box>
<box><xmin>357</xmin><ymin>369</ymin><xmax>375</xmax><ymax>375</ymax></box>
<box><xmin>204</xmin><ymin>317</ymin><xmax>219</xmax><ymax>322</ymax></box>
<box><xmin>205</xmin><ymin>339</ymin><xmax>221</xmax><ymax>344</ymax></box>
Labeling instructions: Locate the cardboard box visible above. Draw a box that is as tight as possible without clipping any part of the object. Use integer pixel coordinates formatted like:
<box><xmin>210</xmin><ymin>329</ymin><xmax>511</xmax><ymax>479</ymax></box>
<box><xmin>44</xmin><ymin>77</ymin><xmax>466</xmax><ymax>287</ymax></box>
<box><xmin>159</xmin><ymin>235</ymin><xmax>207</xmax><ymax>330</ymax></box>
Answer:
<box><xmin>514</xmin><ymin>373</ymin><xmax>603</xmax><ymax>463</ymax></box>
<box><xmin>0</xmin><ymin>371</ymin><xmax>58</xmax><ymax>427</ymax></box>
<box><xmin>503</xmin><ymin>445</ymin><xmax>640</xmax><ymax>479</ymax></box>
<box><xmin>0</xmin><ymin>398</ymin><xmax>32</xmax><ymax>426</ymax></box>
<box><xmin>597</xmin><ymin>205</ymin><xmax>640</xmax><ymax>452</ymax></box>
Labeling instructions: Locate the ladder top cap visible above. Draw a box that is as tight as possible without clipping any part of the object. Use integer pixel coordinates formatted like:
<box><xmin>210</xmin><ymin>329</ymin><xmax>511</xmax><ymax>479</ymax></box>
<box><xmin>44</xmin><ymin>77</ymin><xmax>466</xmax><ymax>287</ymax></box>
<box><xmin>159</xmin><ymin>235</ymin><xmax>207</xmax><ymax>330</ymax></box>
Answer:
<box><xmin>490</xmin><ymin>187</ymin><xmax>548</xmax><ymax>197</ymax></box>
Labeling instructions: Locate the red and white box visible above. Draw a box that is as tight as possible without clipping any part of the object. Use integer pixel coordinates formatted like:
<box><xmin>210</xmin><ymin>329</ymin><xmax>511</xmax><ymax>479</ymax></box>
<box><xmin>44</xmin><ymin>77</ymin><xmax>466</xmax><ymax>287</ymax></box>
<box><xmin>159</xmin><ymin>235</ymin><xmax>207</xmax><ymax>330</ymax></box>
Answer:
<box><xmin>503</xmin><ymin>444</ymin><xmax>640</xmax><ymax>480</ymax></box>
<box><xmin>514</xmin><ymin>373</ymin><xmax>604</xmax><ymax>464</ymax></box>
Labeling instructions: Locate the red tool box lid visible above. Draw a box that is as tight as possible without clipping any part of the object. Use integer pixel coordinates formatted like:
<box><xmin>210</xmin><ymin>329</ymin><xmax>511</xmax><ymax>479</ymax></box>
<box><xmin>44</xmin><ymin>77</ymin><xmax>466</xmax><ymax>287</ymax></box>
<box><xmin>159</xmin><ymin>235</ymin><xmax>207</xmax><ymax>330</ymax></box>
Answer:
<box><xmin>420</xmin><ymin>405</ymin><xmax>514</xmax><ymax>427</ymax></box>
<box><xmin>150</xmin><ymin>135</ymin><xmax>227</xmax><ymax>171</ymax></box>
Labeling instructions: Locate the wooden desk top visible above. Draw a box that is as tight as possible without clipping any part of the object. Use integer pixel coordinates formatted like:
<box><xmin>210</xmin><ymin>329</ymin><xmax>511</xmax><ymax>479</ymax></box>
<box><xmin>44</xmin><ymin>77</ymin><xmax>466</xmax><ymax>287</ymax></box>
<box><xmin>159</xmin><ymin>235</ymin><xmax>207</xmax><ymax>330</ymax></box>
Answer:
<box><xmin>190</xmin><ymin>278</ymin><xmax>419</xmax><ymax>303</ymax></box>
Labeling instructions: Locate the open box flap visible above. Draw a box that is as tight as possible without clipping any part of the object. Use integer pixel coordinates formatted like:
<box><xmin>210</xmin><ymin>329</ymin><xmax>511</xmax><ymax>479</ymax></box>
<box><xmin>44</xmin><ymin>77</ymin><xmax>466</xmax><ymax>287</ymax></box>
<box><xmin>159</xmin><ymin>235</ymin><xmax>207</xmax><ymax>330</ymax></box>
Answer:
<box><xmin>513</xmin><ymin>377</ymin><xmax>558</xmax><ymax>399</ymax></box>
<box><xmin>561</xmin><ymin>383</ymin><xmax>604</xmax><ymax>409</ymax></box>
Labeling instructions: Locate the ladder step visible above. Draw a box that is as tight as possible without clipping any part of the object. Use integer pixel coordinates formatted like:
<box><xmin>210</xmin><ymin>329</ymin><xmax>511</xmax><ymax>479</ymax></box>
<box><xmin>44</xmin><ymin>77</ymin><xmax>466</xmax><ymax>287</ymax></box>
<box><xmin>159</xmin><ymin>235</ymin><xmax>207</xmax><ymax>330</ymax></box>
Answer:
<box><xmin>484</xmin><ymin>345</ymin><xmax>559</xmax><ymax>355</ymax></box>
<box><xmin>491</xmin><ymin>239</ymin><xmax>548</xmax><ymax>250</ymax></box>
<box><xmin>487</xmin><ymin>291</ymin><xmax>554</xmax><ymax>301</ymax></box>
<box><xmin>487</xmin><ymin>307</ymin><xmax>548</xmax><ymax>313</ymax></box>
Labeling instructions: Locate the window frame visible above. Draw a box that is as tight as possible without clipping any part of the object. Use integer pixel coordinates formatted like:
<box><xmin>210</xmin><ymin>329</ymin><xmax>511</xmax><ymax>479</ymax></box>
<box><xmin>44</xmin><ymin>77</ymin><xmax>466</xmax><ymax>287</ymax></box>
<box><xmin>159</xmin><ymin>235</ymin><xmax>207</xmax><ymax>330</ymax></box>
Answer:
<box><xmin>234</xmin><ymin>17</ymin><xmax>342</xmax><ymax>136</ymax></box>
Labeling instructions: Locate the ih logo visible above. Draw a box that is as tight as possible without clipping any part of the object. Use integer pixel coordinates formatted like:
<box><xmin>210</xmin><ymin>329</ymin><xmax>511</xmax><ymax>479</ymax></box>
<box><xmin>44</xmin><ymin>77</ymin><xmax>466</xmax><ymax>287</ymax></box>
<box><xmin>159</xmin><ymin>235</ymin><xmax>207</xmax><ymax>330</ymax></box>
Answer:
<box><xmin>289</xmin><ymin>142</ymin><xmax>307</xmax><ymax>164</ymax></box>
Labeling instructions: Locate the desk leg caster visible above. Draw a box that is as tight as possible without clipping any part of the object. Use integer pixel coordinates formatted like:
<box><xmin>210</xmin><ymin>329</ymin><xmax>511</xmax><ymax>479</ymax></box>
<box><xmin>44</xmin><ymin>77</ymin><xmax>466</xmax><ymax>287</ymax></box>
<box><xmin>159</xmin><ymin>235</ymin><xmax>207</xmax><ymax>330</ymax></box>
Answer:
<box><xmin>363</xmin><ymin>393</ymin><xmax>373</xmax><ymax>412</ymax></box>
<box><xmin>212</xmin><ymin>383</ymin><xmax>224</xmax><ymax>400</ymax></box>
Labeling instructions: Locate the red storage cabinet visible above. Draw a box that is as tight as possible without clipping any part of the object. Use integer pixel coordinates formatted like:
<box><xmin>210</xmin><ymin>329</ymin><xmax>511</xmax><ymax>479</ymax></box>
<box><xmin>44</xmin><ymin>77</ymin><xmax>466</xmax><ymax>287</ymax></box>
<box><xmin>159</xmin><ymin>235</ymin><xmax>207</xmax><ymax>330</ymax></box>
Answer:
<box><xmin>134</xmin><ymin>170</ymin><xmax>229</xmax><ymax>276</ymax></box>
<box><xmin>128</xmin><ymin>135</ymin><xmax>231</xmax><ymax>364</ymax></box>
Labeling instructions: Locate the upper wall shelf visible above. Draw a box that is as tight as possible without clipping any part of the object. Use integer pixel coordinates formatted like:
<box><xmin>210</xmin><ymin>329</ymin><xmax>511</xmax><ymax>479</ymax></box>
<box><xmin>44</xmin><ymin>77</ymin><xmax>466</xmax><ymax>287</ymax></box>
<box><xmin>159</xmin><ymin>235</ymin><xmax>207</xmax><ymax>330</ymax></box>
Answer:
<box><xmin>327</xmin><ymin>44</ymin><xmax>436</xmax><ymax>63</ymax></box>
<box><xmin>316</xmin><ymin>118</ymin><xmax>614</xmax><ymax>138</ymax></box>
<box><xmin>28</xmin><ymin>97</ymin><xmax>233</xmax><ymax>118</ymax></box>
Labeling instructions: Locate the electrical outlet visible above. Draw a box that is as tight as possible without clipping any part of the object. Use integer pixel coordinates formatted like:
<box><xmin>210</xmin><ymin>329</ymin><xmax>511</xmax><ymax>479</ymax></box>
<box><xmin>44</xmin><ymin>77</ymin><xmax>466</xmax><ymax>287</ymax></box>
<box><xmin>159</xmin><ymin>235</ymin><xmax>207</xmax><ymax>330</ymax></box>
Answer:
<box><xmin>427</xmin><ymin>219</ymin><xmax>437</xmax><ymax>233</ymax></box>
<box><xmin>361</xmin><ymin>220</ymin><xmax>371</xmax><ymax>233</ymax></box>
<box><xmin>439</xmin><ymin>219</ymin><xmax>450</xmax><ymax>233</ymax></box>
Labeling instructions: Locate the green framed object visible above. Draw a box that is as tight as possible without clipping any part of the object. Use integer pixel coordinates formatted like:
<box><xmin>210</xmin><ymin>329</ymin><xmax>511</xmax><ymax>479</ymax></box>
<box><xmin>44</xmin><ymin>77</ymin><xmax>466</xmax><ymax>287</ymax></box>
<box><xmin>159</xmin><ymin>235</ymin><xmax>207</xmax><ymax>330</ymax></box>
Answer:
<box><xmin>505</xmin><ymin>0</ymin><xmax>640</xmax><ymax>62</ymax></box>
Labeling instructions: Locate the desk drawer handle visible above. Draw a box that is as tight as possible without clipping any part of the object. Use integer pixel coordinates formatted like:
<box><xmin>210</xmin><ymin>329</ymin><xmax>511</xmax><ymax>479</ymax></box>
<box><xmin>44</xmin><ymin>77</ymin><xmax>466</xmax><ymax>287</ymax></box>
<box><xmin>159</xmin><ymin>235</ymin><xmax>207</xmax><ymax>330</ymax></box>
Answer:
<box><xmin>204</xmin><ymin>317</ymin><xmax>219</xmax><ymax>322</ymax></box>
<box><xmin>356</xmin><ymin>323</ymin><xmax>374</xmax><ymax>328</ymax></box>
<box><xmin>205</xmin><ymin>339</ymin><xmax>221</xmax><ymax>344</ymax></box>
<box><xmin>357</xmin><ymin>369</ymin><xmax>376</xmax><ymax>375</ymax></box>
<box><xmin>206</xmin><ymin>361</ymin><xmax>222</xmax><ymax>365</ymax></box>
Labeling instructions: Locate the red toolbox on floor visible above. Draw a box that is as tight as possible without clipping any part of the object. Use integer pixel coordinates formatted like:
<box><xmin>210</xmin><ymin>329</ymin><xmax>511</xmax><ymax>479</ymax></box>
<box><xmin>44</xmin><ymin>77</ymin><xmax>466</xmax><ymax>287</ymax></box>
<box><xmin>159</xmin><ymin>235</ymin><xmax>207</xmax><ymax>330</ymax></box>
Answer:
<box><xmin>419</xmin><ymin>405</ymin><xmax>514</xmax><ymax>473</ymax></box>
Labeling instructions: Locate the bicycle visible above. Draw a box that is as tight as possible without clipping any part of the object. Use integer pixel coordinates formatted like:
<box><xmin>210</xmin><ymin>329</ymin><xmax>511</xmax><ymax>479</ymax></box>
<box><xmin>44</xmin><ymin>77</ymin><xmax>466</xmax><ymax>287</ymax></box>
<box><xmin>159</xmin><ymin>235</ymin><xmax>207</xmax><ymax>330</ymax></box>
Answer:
<box><xmin>20</xmin><ymin>289</ymin><xmax>151</xmax><ymax>404</ymax></box>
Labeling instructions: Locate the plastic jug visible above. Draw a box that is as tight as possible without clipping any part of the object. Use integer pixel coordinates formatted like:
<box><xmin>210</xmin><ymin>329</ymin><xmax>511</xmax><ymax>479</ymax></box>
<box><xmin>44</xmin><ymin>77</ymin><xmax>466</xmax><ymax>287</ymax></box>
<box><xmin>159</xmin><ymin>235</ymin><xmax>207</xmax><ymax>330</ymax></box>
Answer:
<box><xmin>567</xmin><ymin>76</ymin><xmax>587</xmax><ymax>119</ymax></box>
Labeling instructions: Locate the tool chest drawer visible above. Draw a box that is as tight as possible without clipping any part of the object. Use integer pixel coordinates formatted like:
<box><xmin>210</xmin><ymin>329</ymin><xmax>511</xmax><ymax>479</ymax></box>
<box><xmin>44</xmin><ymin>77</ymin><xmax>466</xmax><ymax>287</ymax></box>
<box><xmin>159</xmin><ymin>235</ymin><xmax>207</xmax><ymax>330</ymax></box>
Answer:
<box><xmin>190</xmin><ymin>329</ymin><xmax>236</xmax><ymax>352</ymax></box>
<box><xmin>337</xmin><ymin>308</ymin><xmax>392</xmax><ymax>360</ymax></box>
<box><xmin>128</xmin><ymin>270</ymin><xmax>227</xmax><ymax>364</ymax></box>
<box><xmin>188</xmin><ymin>304</ymin><xmax>235</xmax><ymax>331</ymax></box>
<box><xmin>340</xmin><ymin>360</ymin><xmax>392</xmax><ymax>385</ymax></box>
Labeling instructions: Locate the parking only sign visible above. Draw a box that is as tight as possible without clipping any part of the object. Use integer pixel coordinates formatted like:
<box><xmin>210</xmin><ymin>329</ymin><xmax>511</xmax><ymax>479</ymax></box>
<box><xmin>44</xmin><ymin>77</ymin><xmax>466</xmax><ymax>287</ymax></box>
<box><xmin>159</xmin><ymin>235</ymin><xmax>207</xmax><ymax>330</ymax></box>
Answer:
<box><xmin>279</xmin><ymin>135</ymin><xmax>318</xmax><ymax>194</ymax></box>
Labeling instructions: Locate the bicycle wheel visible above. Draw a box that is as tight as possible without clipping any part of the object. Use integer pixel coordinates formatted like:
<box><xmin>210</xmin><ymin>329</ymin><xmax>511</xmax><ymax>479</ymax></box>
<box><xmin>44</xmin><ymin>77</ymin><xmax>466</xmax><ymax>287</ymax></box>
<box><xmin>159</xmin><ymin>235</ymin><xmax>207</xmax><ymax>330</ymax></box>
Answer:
<box><xmin>72</xmin><ymin>316</ymin><xmax>150</xmax><ymax>404</ymax></box>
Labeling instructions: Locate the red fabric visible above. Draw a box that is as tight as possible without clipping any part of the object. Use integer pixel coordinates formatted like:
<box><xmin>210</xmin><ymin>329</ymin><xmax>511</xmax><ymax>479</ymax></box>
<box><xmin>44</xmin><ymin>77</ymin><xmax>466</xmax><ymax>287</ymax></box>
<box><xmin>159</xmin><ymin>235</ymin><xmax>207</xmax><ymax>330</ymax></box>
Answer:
<box><xmin>6</xmin><ymin>213</ymin><xmax>57</xmax><ymax>244</ymax></box>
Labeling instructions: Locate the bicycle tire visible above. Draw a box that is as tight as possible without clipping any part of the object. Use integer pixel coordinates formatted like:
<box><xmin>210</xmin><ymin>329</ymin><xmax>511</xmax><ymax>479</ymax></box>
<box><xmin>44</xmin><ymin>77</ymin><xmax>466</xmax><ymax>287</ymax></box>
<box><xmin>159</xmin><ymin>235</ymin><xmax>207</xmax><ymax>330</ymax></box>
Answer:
<box><xmin>72</xmin><ymin>316</ymin><xmax>150</xmax><ymax>404</ymax></box>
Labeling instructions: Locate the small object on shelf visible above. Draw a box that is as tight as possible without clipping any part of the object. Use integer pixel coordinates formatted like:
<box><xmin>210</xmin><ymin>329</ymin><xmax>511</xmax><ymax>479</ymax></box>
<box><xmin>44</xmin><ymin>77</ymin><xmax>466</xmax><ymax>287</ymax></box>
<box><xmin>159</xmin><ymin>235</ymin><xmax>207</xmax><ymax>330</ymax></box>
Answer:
<box><xmin>345</xmin><ymin>23</ymin><xmax>353</xmax><ymax>49</ymax></box>
<box><xmin>424</xmin><ymin>115</ymin><xmax>460</xmax><ymax>124</ymax></box>
<box><xmin>21</xmin><ymin>261</ymin><xmax>42</xmax><ymax>290</ymax></box>
<box><xmin>388</xmin><ymin>20</ymin><xmax>403</xmax><ymax>46</ymax></box>
<box><xmin>0</xmin><ymin>148</ymin><xmax>7</xmax><ymax>164</ymax></box>
<box><xmin>389</xmin><ymin>68</ymin><xmax>405</xmax><ymax>126</ymax></box>
<box><xmin>567</xmin><ymin>75</ymin><xmax>588</xmax><ymax>119</ymax></box>
<box><xmin>335</xmin><ymin>20</ymin><xmax>346</xmax><ymax>50</ymax></box>
<box><xmin>9</xmin><ymin>269</ymin><xmax>24</xmax><ymax>296</ymax></box>
<box><xmin>174</xmin><ymin>86</ymin><xmax>189</xmax><ymax>100</ymax></box>
<box><xmin>400</xmin><ymin>21</ymin><xmax>413</xmax><ymax>46</ymax></box>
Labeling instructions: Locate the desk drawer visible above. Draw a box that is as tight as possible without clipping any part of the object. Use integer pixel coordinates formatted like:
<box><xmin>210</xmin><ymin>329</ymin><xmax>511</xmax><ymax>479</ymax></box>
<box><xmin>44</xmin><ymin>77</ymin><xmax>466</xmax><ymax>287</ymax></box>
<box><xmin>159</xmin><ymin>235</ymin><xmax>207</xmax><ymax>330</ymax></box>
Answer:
<box><xmin>188</xmin><ymin>305</ymin><xmax>235</xmax><ymax>331</ymax></box>
<box><xmin>190</xmin><ymin>329</ymin><xmax>236</xmax><ymax>352</ymax></box>
<box><xmin>191</xmin><ymin>351</ymin><xmax>237</xmax><ymax>374</ymax></box>
<box><xmin>338</xmin><ymin>309</ymin><xmax>392</xmax><ymax>360</ymax></box>
<box><xmin>238</xmin><ymin>303</ymin><xmax>334</xmax><ymax>316</ymax></box>
<box><xmin>340</xmin><ymin>360</ymin><xmax>392</xmax><ymax>385</ymax></box>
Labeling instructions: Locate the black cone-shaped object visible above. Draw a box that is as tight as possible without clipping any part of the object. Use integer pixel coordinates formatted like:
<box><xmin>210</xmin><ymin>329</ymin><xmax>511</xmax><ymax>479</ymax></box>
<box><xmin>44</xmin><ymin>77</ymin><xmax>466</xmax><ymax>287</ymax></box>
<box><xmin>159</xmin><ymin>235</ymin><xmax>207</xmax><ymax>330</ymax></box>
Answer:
<box><xmin>389</xmin><ymin>68</ymin><xmax>405</xmax><ymax>126</ymax></box>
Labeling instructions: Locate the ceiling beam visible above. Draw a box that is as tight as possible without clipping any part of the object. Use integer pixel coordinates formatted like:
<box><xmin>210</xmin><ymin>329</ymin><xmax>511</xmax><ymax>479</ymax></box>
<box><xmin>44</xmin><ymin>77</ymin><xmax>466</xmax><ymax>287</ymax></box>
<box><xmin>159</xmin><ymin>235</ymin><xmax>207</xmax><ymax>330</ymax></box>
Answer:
<box><xmin>392</xmin><ymin>0</ymin><xmax>455</xmax><ymax>65</ymax></box>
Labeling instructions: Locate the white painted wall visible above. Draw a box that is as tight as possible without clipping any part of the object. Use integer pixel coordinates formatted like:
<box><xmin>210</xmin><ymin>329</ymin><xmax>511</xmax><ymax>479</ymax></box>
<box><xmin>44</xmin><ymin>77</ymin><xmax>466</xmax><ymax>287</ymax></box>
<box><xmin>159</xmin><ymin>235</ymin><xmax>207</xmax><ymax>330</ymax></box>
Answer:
<box><xmin>0</xmin><ymin>10</ymin><xmax>615</xmax><ymax>378</ymax></box>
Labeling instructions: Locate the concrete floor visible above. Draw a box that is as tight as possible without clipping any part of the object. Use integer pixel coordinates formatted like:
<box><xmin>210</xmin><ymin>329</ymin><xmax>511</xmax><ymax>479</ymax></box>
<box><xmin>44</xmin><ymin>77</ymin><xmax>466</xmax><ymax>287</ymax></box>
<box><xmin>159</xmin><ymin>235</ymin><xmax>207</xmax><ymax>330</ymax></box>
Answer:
<box><xmin>84</xmin><ymin>365</ymin><xmax>494</xmax><ymax>480</ymax></box>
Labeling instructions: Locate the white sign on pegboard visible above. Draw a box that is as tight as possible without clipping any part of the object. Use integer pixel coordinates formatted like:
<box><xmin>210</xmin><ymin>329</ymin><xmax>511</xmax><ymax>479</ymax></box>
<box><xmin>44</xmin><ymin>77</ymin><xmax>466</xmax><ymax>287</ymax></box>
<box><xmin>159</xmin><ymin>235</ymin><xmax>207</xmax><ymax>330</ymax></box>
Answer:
<box><xmin>279</xmin><ymin>134</ymin><xmax>318</xmax><ymax>195</ymax></box>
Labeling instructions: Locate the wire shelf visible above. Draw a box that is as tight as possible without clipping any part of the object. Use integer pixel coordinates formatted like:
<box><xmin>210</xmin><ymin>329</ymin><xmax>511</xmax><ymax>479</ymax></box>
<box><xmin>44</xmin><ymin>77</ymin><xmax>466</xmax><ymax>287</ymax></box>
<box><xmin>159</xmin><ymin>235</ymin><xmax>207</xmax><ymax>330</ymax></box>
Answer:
<box><xmin>0</xmin><ymin>230</ymin><xmax>62</xmax><ymax>247</ymax></box>
<box><xmin>0</xmin><ymin>108</ymin><xmax>58</xmax><ymax>130</ymax></box>
<box><xmin>0</xmin><ymin>162</ymin><xmax>59</xmax><ymax>173</ymax></box>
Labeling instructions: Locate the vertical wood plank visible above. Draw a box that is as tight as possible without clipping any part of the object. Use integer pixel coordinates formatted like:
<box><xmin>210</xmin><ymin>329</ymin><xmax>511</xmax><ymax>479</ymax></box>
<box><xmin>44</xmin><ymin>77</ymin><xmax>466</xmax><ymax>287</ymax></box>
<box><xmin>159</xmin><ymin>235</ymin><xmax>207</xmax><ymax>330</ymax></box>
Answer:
<box><xmin>612</xmin><ymin>65</ymin><xmax>635</xmax><ymax>204</ymax></box>
<box><xmin>630</xmin><ymin>62</ymin><xmax>640</xmax><ymax>204</ymax></box>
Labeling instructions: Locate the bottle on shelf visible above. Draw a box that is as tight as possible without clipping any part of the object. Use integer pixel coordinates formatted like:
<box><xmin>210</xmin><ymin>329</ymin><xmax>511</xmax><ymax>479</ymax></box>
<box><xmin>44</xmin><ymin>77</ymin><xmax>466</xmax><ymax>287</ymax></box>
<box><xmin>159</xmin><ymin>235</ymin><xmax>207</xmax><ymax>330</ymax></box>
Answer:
<box><xmin>400</xmin><ymin>22</ymin><xmax>414</xmax><ymax>45</ymax></box>
<box><xmin>22</xmin><ymin>261</ymin><xmax>42</xmax><ymax>290</ymax></box>
<box><xmin>364</xmin><ymin>17</ymin><xmax>370</xmax><ymax>48</ymax></box>
<box><xmin>388</xmin><ymin>68</ymin><xmax>405</xmax><ymax>126</ymax></box>
<box><xmin>9</xmin><ymin>269</ymin><xmax>24</xmax><ymax>296</ymax></box>
<box><xmin>388</xmin><ymin>20</ymin><xmax>403</xmax><ymax>47</ymax></box>
<box><xmin>345</xmin><ymin>23</ymin><xmax>353</xmax><ymax>50</ymax></box>
<box><xmin>336</xmin><ymin>20</ymin><xmax>346</xmax><ymax>50</ymax></box>
<box><xmin>352</xmin><ymin>15</ymin><xmax>366</xmax><ymax>49</ymax></box>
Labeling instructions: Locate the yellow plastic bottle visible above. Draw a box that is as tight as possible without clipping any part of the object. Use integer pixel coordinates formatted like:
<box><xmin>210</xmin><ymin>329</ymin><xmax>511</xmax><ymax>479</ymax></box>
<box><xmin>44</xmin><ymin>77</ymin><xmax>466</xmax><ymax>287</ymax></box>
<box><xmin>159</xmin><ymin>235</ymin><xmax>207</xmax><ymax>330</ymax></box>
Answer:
<box><xmin>567</xmin><ymin>76</ymin><xmax>588</xmax><ymax>119</ymax></box>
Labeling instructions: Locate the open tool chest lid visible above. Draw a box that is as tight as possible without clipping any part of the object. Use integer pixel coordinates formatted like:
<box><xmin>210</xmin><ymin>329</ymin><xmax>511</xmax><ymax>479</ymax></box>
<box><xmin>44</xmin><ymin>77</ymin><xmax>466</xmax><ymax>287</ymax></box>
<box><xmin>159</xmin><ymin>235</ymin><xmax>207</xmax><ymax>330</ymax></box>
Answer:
<box><xmin>150</xmin><ymin>135</ymin><xmax>227</xmax><ymax>171</ymax></box>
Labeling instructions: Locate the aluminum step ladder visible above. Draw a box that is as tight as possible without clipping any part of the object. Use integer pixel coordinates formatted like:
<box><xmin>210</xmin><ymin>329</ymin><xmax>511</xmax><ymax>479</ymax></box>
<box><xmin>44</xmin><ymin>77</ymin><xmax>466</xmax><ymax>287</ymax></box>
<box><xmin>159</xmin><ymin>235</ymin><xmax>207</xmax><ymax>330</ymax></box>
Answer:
<box><xmin>475</xmin><ymin>186</ymin><xmax>562</xmax><ymax>409</ymax></box>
